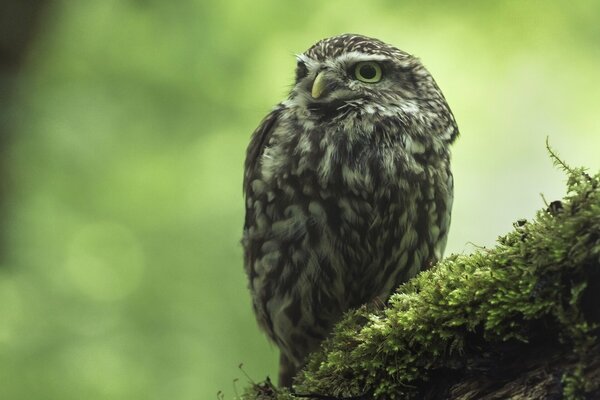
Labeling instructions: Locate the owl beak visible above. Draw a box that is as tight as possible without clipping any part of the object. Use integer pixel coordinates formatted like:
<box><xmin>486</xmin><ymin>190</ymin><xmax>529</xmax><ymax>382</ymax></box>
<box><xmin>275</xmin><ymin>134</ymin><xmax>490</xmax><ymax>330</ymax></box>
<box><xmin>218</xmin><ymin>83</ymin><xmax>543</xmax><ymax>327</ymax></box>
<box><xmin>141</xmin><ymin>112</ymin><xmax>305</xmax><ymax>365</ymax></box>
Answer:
<box><xmin>311</xmin><ymin>71</ymin><xmax>327</xmax><ymax>99</ymax></box>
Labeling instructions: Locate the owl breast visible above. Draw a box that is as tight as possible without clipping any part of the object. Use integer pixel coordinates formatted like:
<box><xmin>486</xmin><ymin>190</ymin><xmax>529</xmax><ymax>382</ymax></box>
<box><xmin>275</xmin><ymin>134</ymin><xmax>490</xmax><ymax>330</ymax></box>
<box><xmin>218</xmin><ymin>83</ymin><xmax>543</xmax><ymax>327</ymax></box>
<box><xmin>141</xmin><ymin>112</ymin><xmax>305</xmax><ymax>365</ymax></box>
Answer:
<box><xmin>244</xmin><ymin>106</ymin><xmax>453</xmax><ymax>366</ymax></box>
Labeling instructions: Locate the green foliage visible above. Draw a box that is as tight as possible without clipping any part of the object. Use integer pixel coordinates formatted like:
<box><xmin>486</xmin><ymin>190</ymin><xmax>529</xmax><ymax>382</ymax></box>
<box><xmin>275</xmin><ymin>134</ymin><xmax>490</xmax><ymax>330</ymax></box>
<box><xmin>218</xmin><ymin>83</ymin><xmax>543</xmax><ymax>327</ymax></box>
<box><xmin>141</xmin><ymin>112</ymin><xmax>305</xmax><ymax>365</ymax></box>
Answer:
<box><xmin>3</xmin><ymin>1</ymin><xmax>600</xmax><ymax>399</ymax></box>
<box><xmin>243</xmin><ymin>166</ymin><xmax>599</xmax><ymax>399</ymax></box>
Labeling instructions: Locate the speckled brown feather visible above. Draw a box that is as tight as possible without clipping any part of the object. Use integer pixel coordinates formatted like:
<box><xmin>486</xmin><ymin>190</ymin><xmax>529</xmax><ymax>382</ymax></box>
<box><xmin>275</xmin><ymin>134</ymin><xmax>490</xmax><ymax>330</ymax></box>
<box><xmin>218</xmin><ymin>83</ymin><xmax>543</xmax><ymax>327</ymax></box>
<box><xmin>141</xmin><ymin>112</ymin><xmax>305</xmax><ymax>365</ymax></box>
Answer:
<box><xmin>242</xmin><ymin>34</ymin><xmax>458</xmax><ymax>387</ymax></box>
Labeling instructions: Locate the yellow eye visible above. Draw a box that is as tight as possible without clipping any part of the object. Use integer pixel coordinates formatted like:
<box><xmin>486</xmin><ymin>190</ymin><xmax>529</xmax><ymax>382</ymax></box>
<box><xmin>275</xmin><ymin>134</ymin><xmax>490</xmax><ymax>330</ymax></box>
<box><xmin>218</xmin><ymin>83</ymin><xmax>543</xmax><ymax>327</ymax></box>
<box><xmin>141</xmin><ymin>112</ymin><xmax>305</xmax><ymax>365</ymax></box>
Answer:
<box><xmin>354</xmin><ymin>61</ymin><xmax>382</xmax><ymax>83</ymax></box>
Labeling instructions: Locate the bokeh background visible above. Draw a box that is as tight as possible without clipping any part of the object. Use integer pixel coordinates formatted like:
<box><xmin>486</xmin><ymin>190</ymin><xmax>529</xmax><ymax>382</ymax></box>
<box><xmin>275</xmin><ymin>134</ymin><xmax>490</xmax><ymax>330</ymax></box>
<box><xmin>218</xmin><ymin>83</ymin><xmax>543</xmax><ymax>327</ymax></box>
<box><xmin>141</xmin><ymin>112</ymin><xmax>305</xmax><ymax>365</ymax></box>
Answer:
<box><xmin>1</xmin><ymin>1</ymin><xmax>599</xmax><ymax>399</ymax></box>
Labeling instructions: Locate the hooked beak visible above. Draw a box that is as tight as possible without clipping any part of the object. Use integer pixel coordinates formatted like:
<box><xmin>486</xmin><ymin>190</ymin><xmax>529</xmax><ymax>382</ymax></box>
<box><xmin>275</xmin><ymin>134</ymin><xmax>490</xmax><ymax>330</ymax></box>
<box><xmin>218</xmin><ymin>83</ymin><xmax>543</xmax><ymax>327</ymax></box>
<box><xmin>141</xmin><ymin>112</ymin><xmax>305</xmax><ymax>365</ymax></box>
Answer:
<box><xmin>311</xmin><ymin>71</ymin><xmax>327</xmax><ymax>99</ymax></box>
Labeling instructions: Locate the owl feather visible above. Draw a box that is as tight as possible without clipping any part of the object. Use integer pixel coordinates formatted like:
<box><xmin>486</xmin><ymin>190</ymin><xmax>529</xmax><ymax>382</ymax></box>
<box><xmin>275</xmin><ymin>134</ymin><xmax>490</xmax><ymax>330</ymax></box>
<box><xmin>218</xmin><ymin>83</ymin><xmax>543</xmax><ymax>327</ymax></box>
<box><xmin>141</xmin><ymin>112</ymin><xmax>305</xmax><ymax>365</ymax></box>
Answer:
<box><xmin>242</xmin><ymin>34</ymin><xmax>458</xmax><ymax>386</ymax></box>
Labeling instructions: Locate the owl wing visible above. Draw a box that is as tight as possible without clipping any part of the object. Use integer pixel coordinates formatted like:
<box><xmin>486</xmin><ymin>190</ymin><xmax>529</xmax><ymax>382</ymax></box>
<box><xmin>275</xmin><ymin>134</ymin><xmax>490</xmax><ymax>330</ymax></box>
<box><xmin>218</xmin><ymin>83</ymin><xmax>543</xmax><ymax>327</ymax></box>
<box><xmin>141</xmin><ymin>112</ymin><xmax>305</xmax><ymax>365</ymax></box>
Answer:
<box><xmin>242</xmin><ymin>106</ymin><xmax>283</xmax><ymax>340</ymax></box>
<box><xmin>243</xmin><ymin>104</ymin><xmax>283</xmax><ymax>197</ymax></box>
<box><xmin>243</xmin><ymin>105</ymin><xmax>282</xmax><ymax>261</ymax></box>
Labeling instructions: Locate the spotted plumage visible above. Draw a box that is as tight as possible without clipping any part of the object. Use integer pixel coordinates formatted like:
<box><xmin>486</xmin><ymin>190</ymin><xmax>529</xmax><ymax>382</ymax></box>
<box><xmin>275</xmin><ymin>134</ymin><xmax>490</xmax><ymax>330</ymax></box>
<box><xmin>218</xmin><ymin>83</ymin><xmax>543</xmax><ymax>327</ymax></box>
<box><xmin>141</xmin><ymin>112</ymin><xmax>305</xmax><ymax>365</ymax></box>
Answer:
<box><xmin>242</xmin><ymin>34</ymin><xmax>458</xmax><ymax>386</ymax></box>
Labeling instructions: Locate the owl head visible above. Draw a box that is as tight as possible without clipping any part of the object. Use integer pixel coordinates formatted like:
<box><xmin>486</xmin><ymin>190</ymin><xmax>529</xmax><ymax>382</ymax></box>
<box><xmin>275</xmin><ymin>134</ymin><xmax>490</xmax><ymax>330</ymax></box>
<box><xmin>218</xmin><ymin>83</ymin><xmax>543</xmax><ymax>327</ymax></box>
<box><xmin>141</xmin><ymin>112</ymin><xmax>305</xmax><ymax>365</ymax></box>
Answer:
<box><xmin>287</xmin><ymin>34</ymin><xmax>458</xmax><ymax>144</ymax></box>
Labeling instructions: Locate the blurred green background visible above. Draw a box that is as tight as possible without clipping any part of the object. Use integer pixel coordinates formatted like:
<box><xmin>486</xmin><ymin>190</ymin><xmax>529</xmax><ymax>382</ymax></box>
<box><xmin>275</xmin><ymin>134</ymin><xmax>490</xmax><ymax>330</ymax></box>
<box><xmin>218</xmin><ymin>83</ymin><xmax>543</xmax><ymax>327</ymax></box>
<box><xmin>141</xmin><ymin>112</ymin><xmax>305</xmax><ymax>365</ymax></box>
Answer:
<box><xmin>1</xmin><ymin>1</ymin><xmax>599</xmax><ymax>399</ymax></box>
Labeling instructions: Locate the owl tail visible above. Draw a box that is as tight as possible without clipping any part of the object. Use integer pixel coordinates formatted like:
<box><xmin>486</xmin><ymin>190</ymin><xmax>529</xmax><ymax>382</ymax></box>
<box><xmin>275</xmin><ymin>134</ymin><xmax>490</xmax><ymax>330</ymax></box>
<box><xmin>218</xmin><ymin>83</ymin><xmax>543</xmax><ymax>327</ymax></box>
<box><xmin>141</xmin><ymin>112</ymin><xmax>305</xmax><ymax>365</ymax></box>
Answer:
<box><xmin>278</xmin><ymin>353</ymin><xmax>297</xmax><ymax>387</ymax></box>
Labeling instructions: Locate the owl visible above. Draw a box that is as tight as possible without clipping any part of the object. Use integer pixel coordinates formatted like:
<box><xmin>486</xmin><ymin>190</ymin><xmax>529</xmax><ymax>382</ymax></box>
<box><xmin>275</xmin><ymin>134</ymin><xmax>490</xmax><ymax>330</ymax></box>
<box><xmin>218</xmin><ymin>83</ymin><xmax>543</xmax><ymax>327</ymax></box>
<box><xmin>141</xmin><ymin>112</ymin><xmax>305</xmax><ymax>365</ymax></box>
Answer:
<box><xmin>242</xmin><ymin>34</ymin><xmax>458</xmax><ymax>387</ymax></box>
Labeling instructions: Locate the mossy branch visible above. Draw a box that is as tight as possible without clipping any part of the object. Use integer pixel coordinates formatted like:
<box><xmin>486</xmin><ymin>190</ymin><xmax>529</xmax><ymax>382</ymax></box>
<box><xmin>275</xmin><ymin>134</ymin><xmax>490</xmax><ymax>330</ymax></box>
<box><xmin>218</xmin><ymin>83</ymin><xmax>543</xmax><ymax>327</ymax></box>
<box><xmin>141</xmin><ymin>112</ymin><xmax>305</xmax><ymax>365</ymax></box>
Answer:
<box><xmin>242</xmin><ymin>161</ymin><xmax>600</xmax><ymax>400</ymax></box>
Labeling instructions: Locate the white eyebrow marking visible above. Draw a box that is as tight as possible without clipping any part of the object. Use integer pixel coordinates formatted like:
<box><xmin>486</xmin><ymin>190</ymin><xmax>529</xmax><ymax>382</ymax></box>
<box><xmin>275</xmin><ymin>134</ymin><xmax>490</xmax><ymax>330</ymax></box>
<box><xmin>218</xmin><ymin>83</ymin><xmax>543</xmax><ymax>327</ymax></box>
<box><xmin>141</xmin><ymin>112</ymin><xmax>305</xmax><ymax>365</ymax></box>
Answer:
<box><xmin>332</xmin><ymin>51</ymin><xmax>389</xmax><ymax>64</ymax></box>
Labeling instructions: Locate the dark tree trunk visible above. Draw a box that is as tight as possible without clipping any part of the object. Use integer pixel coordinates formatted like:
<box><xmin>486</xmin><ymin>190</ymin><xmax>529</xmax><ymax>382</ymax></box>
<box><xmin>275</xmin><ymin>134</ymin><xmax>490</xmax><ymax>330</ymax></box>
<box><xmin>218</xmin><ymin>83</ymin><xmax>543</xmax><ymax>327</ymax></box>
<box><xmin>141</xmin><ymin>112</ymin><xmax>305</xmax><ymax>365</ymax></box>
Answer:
<box><xmin>431</xmin><ymin>343</ymin><xmax>600</xmax><ymax>399</ymax></box>
<box><xmin>0</xmin><ymin>0</ymin><xmax>50</xmax><ymax>254</ymax></box>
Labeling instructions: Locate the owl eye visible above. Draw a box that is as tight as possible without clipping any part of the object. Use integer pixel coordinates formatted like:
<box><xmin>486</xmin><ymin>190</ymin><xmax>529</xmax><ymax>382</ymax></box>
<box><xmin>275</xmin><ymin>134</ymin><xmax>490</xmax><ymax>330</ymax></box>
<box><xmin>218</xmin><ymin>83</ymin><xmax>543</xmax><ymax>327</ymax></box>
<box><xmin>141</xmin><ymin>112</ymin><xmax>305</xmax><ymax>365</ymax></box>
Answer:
<box><xmin>295</xmin><ymin>61</ymin><xmax>308</xmax><ymax>81</ymax></box>
<box><xmin>354</xmin><ymin>61</ymin><xmax>382</xmax><ymax>83</ymax></box>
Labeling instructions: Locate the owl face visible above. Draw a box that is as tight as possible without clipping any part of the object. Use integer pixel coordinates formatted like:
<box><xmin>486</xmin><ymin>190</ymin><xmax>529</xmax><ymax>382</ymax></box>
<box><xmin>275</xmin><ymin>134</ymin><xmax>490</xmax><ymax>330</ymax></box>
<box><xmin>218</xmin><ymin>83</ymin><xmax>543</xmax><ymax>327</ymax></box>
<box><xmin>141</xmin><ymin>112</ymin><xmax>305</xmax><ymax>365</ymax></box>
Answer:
<box><xmin>285</xmin><ymin>33</ymin><xmax>458</xmax><ymax>144</ymax></box>
<box><xmin>289</xmin><ymin>35</ymin><xmax>425</xmax><ymax>114</ymax></box>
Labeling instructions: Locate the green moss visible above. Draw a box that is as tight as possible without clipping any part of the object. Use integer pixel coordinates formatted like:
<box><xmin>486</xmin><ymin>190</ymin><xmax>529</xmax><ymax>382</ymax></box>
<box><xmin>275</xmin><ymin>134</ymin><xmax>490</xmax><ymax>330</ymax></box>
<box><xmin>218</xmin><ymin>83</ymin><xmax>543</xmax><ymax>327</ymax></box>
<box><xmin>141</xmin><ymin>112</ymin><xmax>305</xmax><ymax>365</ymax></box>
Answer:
<box><xmin>242</xmin><ymin>164</ymin><xmax>600</xmax><ymax>399</ymax></box>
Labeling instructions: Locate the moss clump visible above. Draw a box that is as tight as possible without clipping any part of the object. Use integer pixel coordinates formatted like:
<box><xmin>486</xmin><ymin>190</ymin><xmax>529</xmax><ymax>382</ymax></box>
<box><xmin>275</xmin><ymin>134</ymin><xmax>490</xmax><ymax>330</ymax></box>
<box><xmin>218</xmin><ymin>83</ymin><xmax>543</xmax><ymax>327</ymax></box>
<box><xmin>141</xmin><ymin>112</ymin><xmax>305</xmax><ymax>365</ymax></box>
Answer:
<box><xmin>242</xmin><ymin>165</ymin><xmax>600</xmax><ymax>400</ymax></box>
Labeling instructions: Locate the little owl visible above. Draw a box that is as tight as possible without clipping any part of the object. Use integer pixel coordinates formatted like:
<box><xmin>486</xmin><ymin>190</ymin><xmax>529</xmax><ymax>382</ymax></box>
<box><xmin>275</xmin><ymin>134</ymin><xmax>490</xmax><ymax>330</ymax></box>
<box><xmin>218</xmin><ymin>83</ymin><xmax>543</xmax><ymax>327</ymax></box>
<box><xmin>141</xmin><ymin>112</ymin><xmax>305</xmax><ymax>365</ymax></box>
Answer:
<box><xmin>242</xmin><ymin>34</ymin><xmax>458</xmax><ymax>386</ymax></box>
